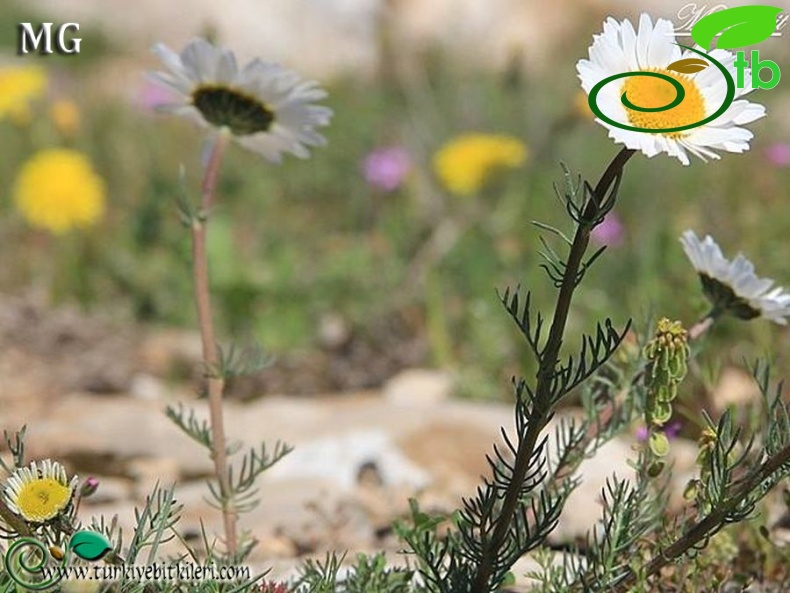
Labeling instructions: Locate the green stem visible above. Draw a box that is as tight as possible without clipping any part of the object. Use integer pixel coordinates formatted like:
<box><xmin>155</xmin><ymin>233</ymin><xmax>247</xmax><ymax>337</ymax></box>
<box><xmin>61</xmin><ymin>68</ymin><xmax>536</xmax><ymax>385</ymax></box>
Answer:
<box><xmin>688</xmin><ymin>310</ymin><xmax>719</xmax><ymax>341</ymax></box>
<box><xmin>470</xmin><ymin>147</ymin><xmax>635</xmax><ymax>592</ymax></box>
<box><xmin>608</xmin><ymin>440</ymin><xmax>790</xmax><ymax>593</ymax></box>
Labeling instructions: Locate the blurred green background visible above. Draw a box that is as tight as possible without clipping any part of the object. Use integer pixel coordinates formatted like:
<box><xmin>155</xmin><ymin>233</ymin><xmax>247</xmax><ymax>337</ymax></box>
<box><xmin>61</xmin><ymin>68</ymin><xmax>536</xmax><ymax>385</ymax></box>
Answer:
<box><xmin>2</xmin><ymin>0</ymin><xmax>789</xmax><ymax>403</ymax></box>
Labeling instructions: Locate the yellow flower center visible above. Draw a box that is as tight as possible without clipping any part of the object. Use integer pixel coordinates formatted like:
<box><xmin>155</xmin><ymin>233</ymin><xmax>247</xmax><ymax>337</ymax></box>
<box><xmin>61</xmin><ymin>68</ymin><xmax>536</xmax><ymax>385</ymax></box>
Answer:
<box><xmin>621</xmin><ymin>69</ymin><xmax>705</xmax><ymax>138</ymax></box>
<box><xmin>15</xmin><ymin>478</ymin><xmax>71</xmax><ymax>522</ymax></box>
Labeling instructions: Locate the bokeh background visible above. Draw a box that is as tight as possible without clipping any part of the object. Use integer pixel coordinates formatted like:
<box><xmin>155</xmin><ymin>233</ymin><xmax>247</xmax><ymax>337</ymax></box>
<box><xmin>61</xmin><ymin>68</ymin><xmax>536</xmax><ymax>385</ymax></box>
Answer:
<box><xmin>1</xmin><ymin>0</ymin><xmax>789</xmax><ymax>414</ymax></box>
<box><xmin>1</xmin><ymin>0</ymin><xmax>790</xmax><ymax>581</ymax></box>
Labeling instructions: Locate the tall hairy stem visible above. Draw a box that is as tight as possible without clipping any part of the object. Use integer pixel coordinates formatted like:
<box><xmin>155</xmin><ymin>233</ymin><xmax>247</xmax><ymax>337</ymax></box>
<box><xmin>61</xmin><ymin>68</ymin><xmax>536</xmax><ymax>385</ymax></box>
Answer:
<box><xmin>190</xmin><ymin>132</ymin><xmax>238</xmax><ymax>557</ymax></box>
<box><xmin>471</xmin><ymin>148</ymin><xmax>636</xmax><ymax>592</ymax></box>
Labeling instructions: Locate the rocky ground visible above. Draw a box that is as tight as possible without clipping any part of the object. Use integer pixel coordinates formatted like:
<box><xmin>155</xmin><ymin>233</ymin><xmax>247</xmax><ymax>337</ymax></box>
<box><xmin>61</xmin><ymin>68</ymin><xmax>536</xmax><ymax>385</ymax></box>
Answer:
<box><xmin>3</xmin><ymin>293</ymin><xmax>786</xmax><ymax>590</ymax></box>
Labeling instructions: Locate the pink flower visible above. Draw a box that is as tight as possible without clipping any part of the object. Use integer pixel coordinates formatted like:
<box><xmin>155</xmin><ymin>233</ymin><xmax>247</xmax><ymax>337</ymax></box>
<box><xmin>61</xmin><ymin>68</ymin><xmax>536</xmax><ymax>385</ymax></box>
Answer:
<box><xmin>591</xmin><ymin>212</ymin><xmax>624</xmax><ymax>247</ymax></box>
<box><xmin>765</xmin><ymin>143</ymin><xmax>790</xmax><ymax>167</ymax></box>
<box><xmin>80</xmin><ymin>476</ymin><xmax>99</xmax><ymax>498</ymax></box>
<box><xmin>362</xmin><ymin>146</ymin><xmax>411</xmax><ymax>192</ymax></box>
<box><xmin>138</xmin><ymin>80</ymin><xmax>177</xmax><ymax>111</ymax></box>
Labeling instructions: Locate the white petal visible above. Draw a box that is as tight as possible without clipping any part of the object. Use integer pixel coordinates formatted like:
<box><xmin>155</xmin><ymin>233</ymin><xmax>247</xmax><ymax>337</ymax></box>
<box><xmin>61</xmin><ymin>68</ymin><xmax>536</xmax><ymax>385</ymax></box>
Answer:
<box><xmin>181</xmin><ymin>38</ymin><xmax>219</xmax><ymax>82</ymax></box>
<box><xmin>146</xmin><ymin>71</ymin><xmax>191</xmax><ymax>96</ymax></box>
<box><xmin>636</xmin><ymin>13</ymin><xmax>655</xmax><ymax>70</ymax></box>
<box><xmin>215</xmin><ymin>50</ymin><xmax>238</xmax><ymax>84</ymax></box>
<box><xmin>647</xmin><ymin>18</ymin><xmax>676</xmax><ymax>66</ymax></box>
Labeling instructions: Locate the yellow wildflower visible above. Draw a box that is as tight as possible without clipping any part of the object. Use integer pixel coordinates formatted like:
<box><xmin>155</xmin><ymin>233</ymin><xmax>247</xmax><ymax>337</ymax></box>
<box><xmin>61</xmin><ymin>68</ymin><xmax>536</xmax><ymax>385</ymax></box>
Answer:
<box><xmin>0</xmin><ymin>65</ymin><xmax>47</xmax><ymax>124</ymax></box>
<box><xmin>433</xmin><ymin>133</ymin><xmax>527</xmax><ymax>196</ymax></box>
<box><xmin>13</xmin><ymin>149</ymin><xmax>106</xmax><ymax>234</ymax></box>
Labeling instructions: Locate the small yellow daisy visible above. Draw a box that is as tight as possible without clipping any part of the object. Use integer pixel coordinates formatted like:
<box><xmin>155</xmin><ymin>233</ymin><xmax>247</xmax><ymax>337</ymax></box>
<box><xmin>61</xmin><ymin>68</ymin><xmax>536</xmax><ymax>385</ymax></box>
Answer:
<box><xmin>13</xmin><ymin>149</ymin><xmax>106</xmax><ymax>234</ymax></box>
<box><xmin>433</xmin><ymin>133</ymin><xmax>527</xmax><ymax>196</ymax></box>
<box><xmin>4</xmin><ymin>460</ymin><xmax>78</xmax><ymax>524</ymax></box>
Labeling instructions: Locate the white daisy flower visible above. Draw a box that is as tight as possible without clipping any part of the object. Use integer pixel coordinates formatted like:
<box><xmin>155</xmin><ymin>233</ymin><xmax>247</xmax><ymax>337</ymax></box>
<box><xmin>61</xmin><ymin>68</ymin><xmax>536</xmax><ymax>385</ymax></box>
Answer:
<box><xmin>577</xmin><ymin>14</ymin><xmax>765</xmax><ymax>165</ymax></box>
<box><xmin>4</xmin><ymin>459</ymin><xmax>78</xmax><ymax>524</ymax></box>
<box><xmin>680</xmin><ymin>230</ymin><xmax>790</xmax><ymax>324</ymax></box>
<box><xmin>148</xmin><ymin>37</ymin><xmax>332</xmax><ymax>163</ymax></box>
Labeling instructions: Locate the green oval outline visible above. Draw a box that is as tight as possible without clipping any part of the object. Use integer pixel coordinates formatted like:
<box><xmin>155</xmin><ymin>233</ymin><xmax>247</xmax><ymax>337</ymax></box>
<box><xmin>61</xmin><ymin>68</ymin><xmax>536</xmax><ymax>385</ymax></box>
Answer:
<box><xmin>587</xmin><ymin>44</ymin><xmax>736</xmax><ymax>134</ymax></box>
<box><xmin>3</xmin><ymin>537</ymin><xmax>64</xmax><ymax>590</ymax></box>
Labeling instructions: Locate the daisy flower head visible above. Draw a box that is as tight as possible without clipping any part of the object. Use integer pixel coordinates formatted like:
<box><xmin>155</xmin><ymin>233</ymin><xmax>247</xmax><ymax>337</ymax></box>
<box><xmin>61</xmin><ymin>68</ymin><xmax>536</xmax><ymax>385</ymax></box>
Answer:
<box><xmin>680</xmin><ymin>230</ymin><xmax>790</xmax><ymax>324</ymax></box>
<box><xmin>148</xmin><ymin>37</ymin><xmax>332</xmax><ymax>163</ymax></box>
<box><xmin>4</xmin><ymin>460</ymin><xmax>78</xmax><ymax>524</ymax></box>
<box><xmin>577</xmin><ymin>14</ymin><xmax>765</xmax><ymax>165</ymax></box>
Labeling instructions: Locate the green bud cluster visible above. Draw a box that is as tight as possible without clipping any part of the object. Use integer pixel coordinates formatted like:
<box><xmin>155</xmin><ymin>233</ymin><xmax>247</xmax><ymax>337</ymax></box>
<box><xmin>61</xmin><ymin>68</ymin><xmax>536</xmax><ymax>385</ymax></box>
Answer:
<box><xmin>643</xmin><ymin>318</ymin><xmax>689</xmax><ymax>458</ymax></box>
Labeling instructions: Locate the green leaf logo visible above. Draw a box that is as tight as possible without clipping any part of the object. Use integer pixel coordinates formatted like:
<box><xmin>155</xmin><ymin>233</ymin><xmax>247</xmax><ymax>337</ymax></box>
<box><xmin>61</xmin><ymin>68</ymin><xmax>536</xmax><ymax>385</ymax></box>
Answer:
<box><xmin>68</xmin><ymin>531</ymin><xmax>113</xmax><ymax>562</ymax></box>
<box><xmin>691</xmin><ymin>5</ymin><xmax>782</xmax><ymax>50</ymax></box>
<box><xmin>666</xmin><ymin>57</ymin><xmax>709</xmax><ymax>74</ymax></box>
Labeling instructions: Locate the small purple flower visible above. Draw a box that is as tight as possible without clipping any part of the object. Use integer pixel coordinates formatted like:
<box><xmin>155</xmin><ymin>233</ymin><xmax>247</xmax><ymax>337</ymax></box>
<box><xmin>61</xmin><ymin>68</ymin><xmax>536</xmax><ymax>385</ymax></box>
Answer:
<box><xmin>765</xmin><ymin>143</ymin><xmax>790</xmax><ymax>167</ymax></box>
<box><xmin>636</xmin><ymin>420</ymin><xmax>682</xmax><ymax>442</ymax></box>
<box><xmin>664</xmin><ymin>421</ymin><xmax>682</xmax><ymax>439</ymax></box>
<box><xmin>591</xmin><ymin>212</ymin><xmax>624</xmax><ymax>247</ymax></box>
<box><xmin>363</xmin><ymin>146</ymin><xmax>411</xmax><ymax>192</ymax></box>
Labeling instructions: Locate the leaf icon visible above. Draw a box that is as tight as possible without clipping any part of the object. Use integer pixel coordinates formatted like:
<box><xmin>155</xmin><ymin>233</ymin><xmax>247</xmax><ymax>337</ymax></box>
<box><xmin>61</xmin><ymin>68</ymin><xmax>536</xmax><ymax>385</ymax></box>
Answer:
<box><xmin>691</xmin><ymin>5</ymin><xmax>782</xmax><ymax>50</ymax></box>
<box><xmin>48</xmin><ymin>546</ymin><xmax>66</xmax><ymax>561</ymax></box>
<box><xmin>68</xmin><ymin>531</ymin><xmax>113</xmax><ymax>562</ymax></box>
<box><xmin>666</xmin><ymin>58</ymin><xmax>709</xmax><ymax>74</ymax></box>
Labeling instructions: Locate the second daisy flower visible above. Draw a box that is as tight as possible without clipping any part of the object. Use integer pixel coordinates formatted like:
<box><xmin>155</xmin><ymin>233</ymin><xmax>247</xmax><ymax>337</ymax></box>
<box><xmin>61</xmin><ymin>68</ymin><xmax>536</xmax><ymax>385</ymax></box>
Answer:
<box><xmin>148</xmin><ymin>38</ymin><xmax>332</xmax><ymax>163</ymax></box>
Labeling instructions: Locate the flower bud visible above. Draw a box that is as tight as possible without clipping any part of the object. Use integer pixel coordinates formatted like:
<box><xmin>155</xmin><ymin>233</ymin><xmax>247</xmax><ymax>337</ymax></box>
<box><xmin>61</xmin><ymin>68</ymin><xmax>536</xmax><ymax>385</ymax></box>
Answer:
<box><xmin>79</xmin><ymin>476</ymin><xmax>99</xmax><ymax>498</ymax></box>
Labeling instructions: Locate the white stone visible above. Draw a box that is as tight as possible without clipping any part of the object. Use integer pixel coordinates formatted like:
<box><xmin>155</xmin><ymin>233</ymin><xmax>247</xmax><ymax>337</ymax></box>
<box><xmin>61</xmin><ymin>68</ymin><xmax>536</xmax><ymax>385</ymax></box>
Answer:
<box><xmin>26</xmin><ymin>393</ymin><xmax>214</xmax><ymax>478</ymax></box>
<box><xmin>129</xmin><ymin>373</ymin><xmax>170</xmax><ymax>401</ymax></box>
<box><xmin>383</xmin><ymin>368</ymin><xmax>454</xmax><ymax>407</ymax></box>
<box><xmin>548</xmin><ymin>436</ymin><xmax>638</xmax><ymax>545</ymax></box>
<box><xmin>266</xmin><ymin>429</ymin><xmax>431</xmax><ymax>491</ymax></box>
